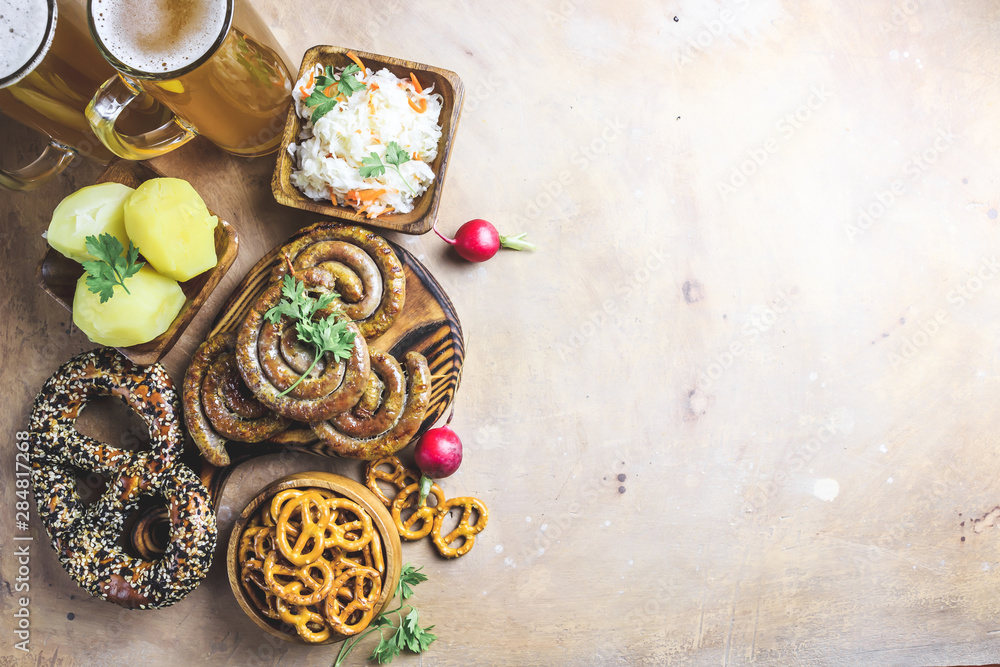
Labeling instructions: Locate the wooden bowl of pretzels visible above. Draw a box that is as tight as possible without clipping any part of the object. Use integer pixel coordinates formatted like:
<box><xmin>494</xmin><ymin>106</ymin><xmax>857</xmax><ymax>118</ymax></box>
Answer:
<box><xmin>227</xmin><ymin>472</ymin><xmax>402</xmax><ymax>645</ymax></box>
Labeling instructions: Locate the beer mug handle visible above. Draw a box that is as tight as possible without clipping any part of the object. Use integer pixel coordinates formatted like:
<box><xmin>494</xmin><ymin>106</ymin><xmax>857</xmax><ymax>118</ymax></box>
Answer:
<box><xmin>0</xmin><ymin>142</ymin><xmax>76</xmax><ymax>191</ymax></box>
<box><xmin>86</xmin><ymin>74</ymin><xmax>197</xmax><ymax>160</ymax></box>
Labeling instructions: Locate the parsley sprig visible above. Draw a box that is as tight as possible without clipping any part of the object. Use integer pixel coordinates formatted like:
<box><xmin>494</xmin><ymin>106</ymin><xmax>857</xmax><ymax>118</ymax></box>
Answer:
<box><xmin>333</xmin><ymin>564</ymin><xmax>436</xmax><ymax>666</ymax></box>
<box><xmin>305</xmin><ymin>64</ymin><xmax>366</xmax><ymax>123</ymax></box>
<box><xmin>359</xmin><ymin>141</ymin><xmax>417</xmax><ymax>196</ymax></box>
<box><xmin>80</xmin><ymin>233</ymin><xmax>144</xmax><ymax>303</ymax></box>
<box><xmin>264</xmin><ymin>275</ymin><xmax>356</xmax><ymax>397</ymax></box>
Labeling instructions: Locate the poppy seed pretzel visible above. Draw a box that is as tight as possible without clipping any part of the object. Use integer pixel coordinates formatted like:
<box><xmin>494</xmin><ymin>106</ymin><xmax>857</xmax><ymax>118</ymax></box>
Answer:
<box><xmin>29</xmin><ymin>348</ymin><xmax>217</xmax><ymax>609</ymax></box>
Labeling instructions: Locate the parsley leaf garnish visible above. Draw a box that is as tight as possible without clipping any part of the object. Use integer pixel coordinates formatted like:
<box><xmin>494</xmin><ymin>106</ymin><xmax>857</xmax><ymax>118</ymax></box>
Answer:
<box><xmin>80</xmin><ymin>233</ymin><xmax>144</xmax><ymax>303</ymax></box>
<box><xmin>264</xmin><ymin>275</ymin><xmax>355</xmax><ymax>397</ymax></box>
<box><xmin>397</xmin><ymin>563</ymin><xmax>427</xmax><ymax>600</ymax></box>
<box><xmin>333</xmin><ymin>563</ymin><xmax>436</xmax><ymax>667</ymax></box>
<box><xmin>304</xmin><ymin>63</ymin><xmax>366</xmax><ymax>123</ymax></box>
<box><xmin>357</xmin><ymin>141</ymin><xmax>417</xmax><ymax>196</ymax></box>
<box><xmin>338</xmin><ymin>64</ymin><xmax>366</xmax><ymax>97</ymax></box>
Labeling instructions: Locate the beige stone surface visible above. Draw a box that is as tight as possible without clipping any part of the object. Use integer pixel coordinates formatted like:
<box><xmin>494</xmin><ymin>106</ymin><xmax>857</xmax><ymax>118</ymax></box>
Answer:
<box><xmin>5</xmin><ymin>0</ymin><xmax>1000</xmax><ymax>664</ymax></box>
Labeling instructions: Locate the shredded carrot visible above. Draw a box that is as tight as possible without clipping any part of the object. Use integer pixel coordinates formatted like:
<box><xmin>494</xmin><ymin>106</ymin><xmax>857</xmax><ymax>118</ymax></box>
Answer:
<box><xmin>323</xmin><ymin>83</ymin><xmax>336</xmax><ymax>96</ymax></box>
<box><xmin>356</xmin><ymin>189</ymin><xmax>386</xmax><ymax>202</ymax></box>
<box><xmin>407</xmin><ymin>97</ymin><xmax>427</xmax><ymax>113</ymax></box>
<box><xmin>412</xmin><ymin>151</ymin><xmax>419</xmax><ymax>160</ymax></box>
<box><xmin>409</xmin><ymin>72</ymin><xmax>423</xmax><ymax>93</ymax></box>
<box><xmin>307</xmin><ymin>70</ymin><xmax>316</xmax><ymax>88</ymax></box>
<box><xmin>369</xmin><ymin>83</ymin><xmax>379</xmax><ymax>92</ymax></box>
<box><xmin>346</xmin><ymin>51</ymin><xmax>366</xmax><ymax>73</ymax></box>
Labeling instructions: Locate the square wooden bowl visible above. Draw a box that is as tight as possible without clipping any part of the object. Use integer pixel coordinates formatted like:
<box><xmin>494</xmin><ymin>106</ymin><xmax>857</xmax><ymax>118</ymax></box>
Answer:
<box><xmin>36</xmin><ymin>159</ymin><xmax>239</xmax><ymax>365</ymax></box>
<box><xmin>271</xmin><ymin>46</ymin><xmax>464</xmax><ymax>235</ymax></box>
<box><xmin>227</xmin><ymin>472</ymin><xmax>402</xmax><ymax>645</ymax></box>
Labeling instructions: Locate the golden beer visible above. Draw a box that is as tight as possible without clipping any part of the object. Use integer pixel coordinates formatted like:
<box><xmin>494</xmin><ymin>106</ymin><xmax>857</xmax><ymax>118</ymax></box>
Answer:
<box><xmin>88</xmin><ymin>0</ymin><xmax>292</xmax><ymax>157</ymax></box>
<box><xmin>1</xmin><ymin>0</ymin><xmax>120</xmax><ymax>172</ymax></box>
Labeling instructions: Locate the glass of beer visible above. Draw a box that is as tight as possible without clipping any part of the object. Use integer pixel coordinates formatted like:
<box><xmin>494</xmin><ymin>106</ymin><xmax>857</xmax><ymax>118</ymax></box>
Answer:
<box><xmin>0</xmin><ymin>0</ymin><xmax>169</xmax><ymax>190</ymax></box>
<box><xmin>85</xmin><ymin>0</ymin><xmax>293</xmax><ymax>159</ymax></box>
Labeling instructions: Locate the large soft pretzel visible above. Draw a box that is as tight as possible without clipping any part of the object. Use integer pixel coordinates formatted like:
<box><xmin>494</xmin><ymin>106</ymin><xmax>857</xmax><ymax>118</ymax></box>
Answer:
<box><xmin>272</xmin><ymin>223</ymin><xmax>406</xmax><ymax>340</ymax></box>
<box><xmin>29</xmin><ymin>349</ymin><xmax>217</xmax><ymax>609</ymax></box>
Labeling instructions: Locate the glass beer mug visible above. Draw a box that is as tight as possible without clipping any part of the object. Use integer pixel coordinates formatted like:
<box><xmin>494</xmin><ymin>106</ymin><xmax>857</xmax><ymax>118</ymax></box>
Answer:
<box><xmin>0</xmin><ymin>0</ymin><xmax>169</xmax><ymax>190</ymax></box>
<box><xmin>85</xmin><ymin>0</ymin><xmax>293</xmax><ymax>159</ymax></box>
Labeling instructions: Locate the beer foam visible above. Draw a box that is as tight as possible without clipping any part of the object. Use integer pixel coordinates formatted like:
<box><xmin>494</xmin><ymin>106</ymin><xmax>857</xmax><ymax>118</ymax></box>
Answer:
<box><xmin>91</xmin><ymin>0</ymin><xmax>229</xmax><ymax>74</ymax></box>
<box><xmin>0</xmin><ymin>0</ymin><xmax>54</xmax><ymax>85</ymax></box>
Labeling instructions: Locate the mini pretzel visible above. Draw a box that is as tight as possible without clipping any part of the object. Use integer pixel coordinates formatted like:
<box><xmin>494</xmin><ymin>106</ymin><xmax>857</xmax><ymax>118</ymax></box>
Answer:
<box><xmin>239</xmin><ymin>526</ymin><xmax>267</xmax><ymax>564</ymax></box>
<box><xmin>391</xmin><ymin>482</ymin><xmax>445</xmax><ymax>540</ymax></box>
<box><xmin>276</xmin><ymin>491</ymin><xmax>331</xmax><ymax>566</ymax></box>
<box><xmin>432</xmin><ymin>497</ymin><xmax>490</xmax><ymax>558</ymax></box>
<box><xmin>365</xmin><ymin>455</ymin><xmax>419</xmax><ymax>506</ymax></box>
<box><xmin>323</xmin><ymin>497</ymin><xmax>374</xmax><ymax>551</ymax></box>
<box><xmin>29</xmin><ymin>348</ymin><xmax>217</xmax><ymax>609</ymax></box>
<box><xmin>276</xmin><ymin>598</ymin><xmax>331</xmax><ymax>643</ymax></box>
<box><xmin>323</xmin><ymin>567</ymin><xmax>382</xmax><ymax>636</ymax></box>
<box><xmin>263</xmin><ymin>551</ymin><xmax>335</xmax><ymax>606</ymax></box>
<box><xmin>241</xmin><ymin>559</ymin><xmax>279</xmax><ymax>620</ymax></box>
<box><xmin>268</xmin><ymin>488</ymin><xmax>305</xmax><ymax>525</ymax></box>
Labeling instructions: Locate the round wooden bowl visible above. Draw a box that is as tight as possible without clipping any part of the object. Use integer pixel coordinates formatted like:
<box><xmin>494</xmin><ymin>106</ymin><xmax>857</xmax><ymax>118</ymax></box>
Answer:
<box><xmin>227</xmin><ymin>472</ymin><xmax>402</xmax><ymax>645</ymax></box>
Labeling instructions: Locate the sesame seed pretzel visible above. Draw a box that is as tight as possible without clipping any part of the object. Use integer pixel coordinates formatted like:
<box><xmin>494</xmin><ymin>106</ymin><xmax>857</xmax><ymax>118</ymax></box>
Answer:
<box><xmin>29</xmin><ymin>348</ymin><xmax>217</xmax><ymax>609</ymax></box>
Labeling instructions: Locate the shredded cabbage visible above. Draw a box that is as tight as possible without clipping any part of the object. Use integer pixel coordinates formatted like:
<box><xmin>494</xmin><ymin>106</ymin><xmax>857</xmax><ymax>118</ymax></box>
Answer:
<box><xmin>290</xmin><ymin>63</ymin><xmax>443</xmax><ymax>218</ymax></box>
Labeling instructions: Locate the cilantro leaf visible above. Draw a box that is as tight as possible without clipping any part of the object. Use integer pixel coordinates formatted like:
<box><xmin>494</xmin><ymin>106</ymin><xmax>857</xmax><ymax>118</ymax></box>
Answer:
<box><xmin>81</xmin><ymin>233</ymin><xmax>144</xmax><ymax>303</ymax></box>
<box><xmin>360</xmin><ymin>152</ymin><xmax>386</xmax><ymax>179</ymax></box>
<box><xmin>383</xmin><ymin>142</ymin><xmax>416</xmax><ymax>196</ymax></box>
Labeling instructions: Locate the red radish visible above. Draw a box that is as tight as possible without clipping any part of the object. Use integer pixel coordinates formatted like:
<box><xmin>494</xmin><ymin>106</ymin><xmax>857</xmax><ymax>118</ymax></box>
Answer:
<box><xmin>433</xmin><ymin>219</ymin><xmax>535</xmax><ymax>262</ymax></box>
<box><xmin>414</xmin><ymin>412</ymin><xmax>463</xmax><ymax>506</ymax></box>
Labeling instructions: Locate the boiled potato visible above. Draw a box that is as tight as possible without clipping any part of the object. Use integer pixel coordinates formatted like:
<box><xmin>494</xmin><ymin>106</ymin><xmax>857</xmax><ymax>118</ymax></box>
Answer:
<box><xmin>46</xmin><ymin>182</ymin><xmax>135</xmax><ymax>263</ymax></box>
<box><xmin>72</xmin><ymin>265</ymin><xmax>185</xmax><ymax>347</ymax></box>
<box><xmin>124</xmin><ymin>178</ymin><xmax>218</xmax><ymax>282</ymax></box>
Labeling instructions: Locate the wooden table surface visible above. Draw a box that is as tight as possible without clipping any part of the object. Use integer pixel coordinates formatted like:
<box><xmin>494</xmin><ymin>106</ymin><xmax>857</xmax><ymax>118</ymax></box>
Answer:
<box><xmin>5</xmin><ymin>0</ymin><xmax>1000</xmax><ymax>665</ymax></box>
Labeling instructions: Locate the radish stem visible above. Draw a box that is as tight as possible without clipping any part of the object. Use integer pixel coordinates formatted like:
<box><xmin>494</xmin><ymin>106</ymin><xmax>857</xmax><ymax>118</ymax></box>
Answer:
<box><xmin>499</xmin><ymin>232</ymin><xmax>536</xmax><ymax>251</ymax></box>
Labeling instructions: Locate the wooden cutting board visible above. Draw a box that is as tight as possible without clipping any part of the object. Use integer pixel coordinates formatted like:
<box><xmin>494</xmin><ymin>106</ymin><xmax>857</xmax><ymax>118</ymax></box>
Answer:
<box><xmin>129</xmin><ymin>192</ymin><xmax>465</xmax><ymax>557</ymax></box>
